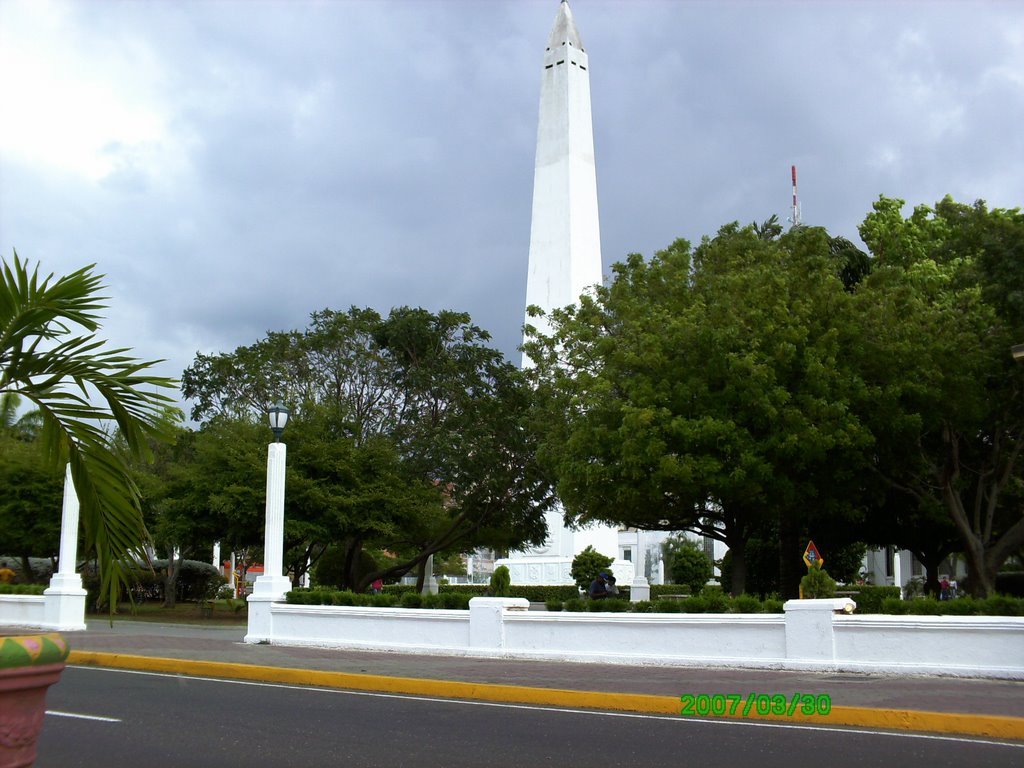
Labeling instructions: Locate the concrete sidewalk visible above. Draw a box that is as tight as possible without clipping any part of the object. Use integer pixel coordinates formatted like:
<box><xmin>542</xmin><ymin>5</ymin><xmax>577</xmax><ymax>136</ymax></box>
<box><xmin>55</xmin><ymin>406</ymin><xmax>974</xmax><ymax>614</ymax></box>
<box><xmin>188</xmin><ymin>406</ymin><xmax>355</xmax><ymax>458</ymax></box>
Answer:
<box><xmin>18</xmin><ymin>620</ymin><xmax>1024</xmax><ymax>740</ymax></box>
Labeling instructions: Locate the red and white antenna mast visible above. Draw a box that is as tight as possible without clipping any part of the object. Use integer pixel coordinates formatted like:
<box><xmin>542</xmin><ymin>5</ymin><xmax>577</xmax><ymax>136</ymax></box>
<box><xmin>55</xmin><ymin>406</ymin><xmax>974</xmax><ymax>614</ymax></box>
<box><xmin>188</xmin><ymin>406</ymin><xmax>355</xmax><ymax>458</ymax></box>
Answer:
<box><xmin>790</xmin><ymin>165</ymin><xmax>802</xmax><ymax>227</ymax></box>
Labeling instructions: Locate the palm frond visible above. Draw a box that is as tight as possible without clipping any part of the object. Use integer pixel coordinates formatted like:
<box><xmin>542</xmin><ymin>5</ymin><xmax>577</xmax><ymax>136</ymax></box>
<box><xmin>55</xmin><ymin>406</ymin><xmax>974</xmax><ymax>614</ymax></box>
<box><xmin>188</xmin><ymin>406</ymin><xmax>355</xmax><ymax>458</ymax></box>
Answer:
<box><xmin>1</xmin><ymin>250</ymin><xmax>181</xmax><ymax>608</ymax></box>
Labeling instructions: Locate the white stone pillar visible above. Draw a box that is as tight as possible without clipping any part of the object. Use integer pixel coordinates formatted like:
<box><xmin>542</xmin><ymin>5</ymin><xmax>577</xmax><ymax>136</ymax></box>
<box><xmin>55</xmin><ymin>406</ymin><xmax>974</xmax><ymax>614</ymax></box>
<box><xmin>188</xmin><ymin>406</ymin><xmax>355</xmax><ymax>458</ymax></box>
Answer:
<box><xmin>469</xmin><ymin>597</ymin><xmax>529</xmax><ymax>650</ymax></box>
<box><xmin>630</xmin><ymin>529</ymin><xmax>650</xmax><ymax>602</ymax></box>
<box><xmin>423</xmin><ymin>554</ymin><xmax>439</xmax><ymax>595</ymax></box>
<box><xmin>213</xmin><ymin>541</ymin><xmax>221</xmax><ymax>572</ymax></box>
<box><xmin>229</xmin><ymin>552</ymin><xmax>237</xmax><ymax>595</ymax></box>
<box><xmin>250</xmin><ymin>442</ymin><xmax>290</xmax><ymax>600</ymax></box>
<box><xmin>44</xmin><ymin>464</ymin><xmax>87</xmax><ymax>631</ymax></box>
<box><xmin>893</xmin><ymin>548</ymin><xmax>903</xmax><ymax>599</ymax></box>
<box><xmin>783</xmin><ymin>597</ymin><xmax>855</xmax><ymax>664</ymax></box>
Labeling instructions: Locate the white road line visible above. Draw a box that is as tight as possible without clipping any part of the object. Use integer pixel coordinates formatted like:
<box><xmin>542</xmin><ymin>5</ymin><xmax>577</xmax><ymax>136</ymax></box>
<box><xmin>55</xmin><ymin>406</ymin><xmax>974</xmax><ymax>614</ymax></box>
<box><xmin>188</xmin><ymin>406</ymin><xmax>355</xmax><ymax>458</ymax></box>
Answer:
<box><xmin>46</xmin><ymin>710</ymin><xmax>121</xmax><ymax>723</ymax></box>
<box><xmin>68</xmin><ymin>665</ymin><xmax>1023</xmax><ymax>749</ymax></box>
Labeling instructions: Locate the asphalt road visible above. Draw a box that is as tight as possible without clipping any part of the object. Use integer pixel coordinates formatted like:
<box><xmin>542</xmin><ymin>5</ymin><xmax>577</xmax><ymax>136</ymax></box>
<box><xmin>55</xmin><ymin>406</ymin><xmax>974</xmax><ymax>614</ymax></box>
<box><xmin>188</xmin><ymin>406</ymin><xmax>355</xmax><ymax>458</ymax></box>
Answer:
<box><xmin>36</xmin><ymin>666</ymin><xmax>1024</xmax><ymax>768</ymax></box>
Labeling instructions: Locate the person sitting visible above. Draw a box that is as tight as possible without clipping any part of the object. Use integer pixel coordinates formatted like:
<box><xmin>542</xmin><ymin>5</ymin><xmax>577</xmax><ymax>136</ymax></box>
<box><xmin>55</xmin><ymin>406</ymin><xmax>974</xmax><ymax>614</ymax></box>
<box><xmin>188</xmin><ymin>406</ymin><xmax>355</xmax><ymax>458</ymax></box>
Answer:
<box><xmin>589</xmin><ymin>572</ymin><xmax>610</xmax><ymax>600</ymax></box>
<box><xmin>605</xmin><ymin>573</ymin><xmax>618</xmax><ymax>596</ymax></box>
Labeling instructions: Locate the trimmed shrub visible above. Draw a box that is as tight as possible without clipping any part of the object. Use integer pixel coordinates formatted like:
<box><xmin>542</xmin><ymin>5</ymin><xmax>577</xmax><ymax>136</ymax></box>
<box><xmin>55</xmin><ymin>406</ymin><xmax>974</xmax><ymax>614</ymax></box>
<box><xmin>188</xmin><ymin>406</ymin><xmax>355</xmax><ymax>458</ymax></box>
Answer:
<box><xmin>420</xmin><ymin>593</ymin><xmax>444</xmax><ymax>609</ymax></box>
<box><xmin>490</xmin><ymin>565</ymin><xmax>511</xmax><ymax>597</ymax></box>
<box><xmin>845</xmin><ymin>585</ymin><xmax>900</xmax><ymax>614</ymax></box>
<box><xmin>369</xmin><ymin>593</ymin><xmax>398</xmax><ymax>607</ymax></box>
<box><xmin>545</xmin><ymin>599</ymin><xmax>563</xmax><ymax>612</ymax></box>
<box><xmin>564</xmin><ymin>598</ymin><xmax>587</xmax><ymax>612</ymax></box>
<box><xmin>400</xmin><ymin>592</ymin><xmax>423</xmax><ymax>608</ymax></box>
<box><xmin>881</xmin><ymin>597</ymin><xmax>909</xmax><ymax>615</ymax></box>
<box><xmin>589</xmin><ymin>598</ymin><xmax>629</xmax><ymax>612</ymax></box>
<box><xmin>654</xmin><ymin>599</ymin><xmax>682</xmax><ymax>613</ymax></box>
<box><xmin>382</xmin><ymin>584</ymin><xmax>418</xmax><ymax>597</ymax></box>
<box><xmin>941</xmin><ymin>597</ymin><xmax>977</xmax><ymax>615</ymax></box>
<box><xmin>800</xmin><ymin>568</ymin><xmax>836</xmax><ymax>599</ymax></box>
<box><xmin>631</xmin><ymin>601</ymin><xmax>656</xmax><ymax>613</ymax></box>
<box><xmin>514</xmin><ymin>585</ymin><xmax>582</xmax><ymax>602</ymax></box>
<box><xmin>762</xmin><ymin>599</ymin><xmax>784</xmax><ymax>614</ymax></box>
<box><xmin>700</xmin><ymin>587</ymin><xmax>730</xmax><ymax>613</ymax></box>
<box><xmin>907</xmin><ymin>598</ymin><xmax>942</xmax><ymax>615</ymax></box>
<box><xmin>979</xmin><ymin>595</ymin><xmax>1024</xmax><ymax>616</ymax></box>
<box><xmin>0</xmin><ymin>583</ymin><xmax>46</xmax><ymax>595</ymax></box>
<box><xmin>680</xmin><ymin>596</ymin><xmax>709</xmax><ymax>613</ymax></box>
<box><xmin>730</xmin><ymin>594</ymin><xmax>762</xmax><ymax>613</ymax></box>
<box><xmin>440</xmin><ymin>592</ymin><xmax>471</xmax><ymax>610</ymax></box>
<box><xmin>439</xmin><ymin>584</ymin><xmax>489</xmax><ymax>596</ymax></box>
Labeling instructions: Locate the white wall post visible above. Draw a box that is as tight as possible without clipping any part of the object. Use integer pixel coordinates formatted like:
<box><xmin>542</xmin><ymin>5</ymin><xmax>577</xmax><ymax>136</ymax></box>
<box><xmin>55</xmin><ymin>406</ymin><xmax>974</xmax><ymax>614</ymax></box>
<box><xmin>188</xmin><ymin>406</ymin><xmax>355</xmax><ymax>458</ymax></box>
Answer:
<box><xmin>469</xmin><ymin>597</ymin><xmax>530</xmax><ymax>649</ymax></box>
<box><xmin>43</xmin><ymin>464</ymin><xmax>87</xmax><ymax>631</ymax></box>
<box><xmin>783</xmin><ymin>598</ymin><xmax>855</xmax><ymax>663</ymax></box>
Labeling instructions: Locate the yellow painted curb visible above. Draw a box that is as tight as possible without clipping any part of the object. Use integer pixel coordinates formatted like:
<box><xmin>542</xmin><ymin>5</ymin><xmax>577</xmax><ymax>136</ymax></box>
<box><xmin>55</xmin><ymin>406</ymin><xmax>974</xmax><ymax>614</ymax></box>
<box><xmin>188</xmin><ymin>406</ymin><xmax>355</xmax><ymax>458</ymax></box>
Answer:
<box><xmin>67</xmin><ymin>651</ymin><xmax>1024</xmax><ymax>741</ymax></box>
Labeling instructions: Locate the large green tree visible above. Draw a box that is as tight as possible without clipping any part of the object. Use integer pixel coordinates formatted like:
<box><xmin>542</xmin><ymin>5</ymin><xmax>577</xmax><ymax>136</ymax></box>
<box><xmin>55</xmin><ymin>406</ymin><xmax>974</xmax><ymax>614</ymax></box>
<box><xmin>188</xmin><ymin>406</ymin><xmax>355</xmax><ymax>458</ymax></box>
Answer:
<box><xmin>181</xmin><ymin>306</ymin><xmax>554</xmax><ymax>590</ymax></box>
<box><xmin>0</xmin><ymin>434</ymin><xmax>64</xmax><ymax>578</ymax></box>
<box><xmin>526</xmin><ymin>224</ymin><xmax>873</xmax><ymax>597</ymax></box>
<box><xmin>854</xmin><ymin>196</ymin><xmax>1024</xmax><ymax>596</ymax></box>
<box><xmin>1</xmin><ymin>252</ymin><xmax>179</xmax><ymax>607</ymax></box>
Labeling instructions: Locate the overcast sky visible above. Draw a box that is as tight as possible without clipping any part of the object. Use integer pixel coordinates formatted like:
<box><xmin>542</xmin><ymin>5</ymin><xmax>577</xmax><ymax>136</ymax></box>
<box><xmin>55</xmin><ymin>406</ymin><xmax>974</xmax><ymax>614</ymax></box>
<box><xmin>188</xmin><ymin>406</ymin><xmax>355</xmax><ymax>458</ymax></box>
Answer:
<box><xmin>2</xmin><ymin>0</ymin><xmax>1022</xmax><ymax>415</ymax></box>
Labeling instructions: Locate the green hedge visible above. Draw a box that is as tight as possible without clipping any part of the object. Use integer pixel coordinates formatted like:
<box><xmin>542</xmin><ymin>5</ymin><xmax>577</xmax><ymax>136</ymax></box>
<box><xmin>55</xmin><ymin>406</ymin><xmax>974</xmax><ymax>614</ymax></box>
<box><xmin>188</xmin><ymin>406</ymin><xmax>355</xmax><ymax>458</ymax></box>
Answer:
<box><xmin>840</xmin><ymin>585</ymin><xmax>900</xmax><ymax>613</ymax></box>
<box><xmin>287</xmin><ymin>587</ymin><xmax>1024</xmax><ymax>615</ymax></box>
<box><xmin>0</xmin><ymin>583</ymin><xmax>46</xmax><ymax>595</ymax></box>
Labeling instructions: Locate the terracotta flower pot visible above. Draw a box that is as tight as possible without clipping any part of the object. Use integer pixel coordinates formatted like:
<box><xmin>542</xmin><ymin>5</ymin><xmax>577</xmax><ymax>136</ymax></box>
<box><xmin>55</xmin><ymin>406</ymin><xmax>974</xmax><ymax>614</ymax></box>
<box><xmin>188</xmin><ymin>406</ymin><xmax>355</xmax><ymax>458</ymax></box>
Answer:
<box><xmin>0</xmin><ymin>634</ymin><xmax>69</xmax><ymax>768</ymax></box>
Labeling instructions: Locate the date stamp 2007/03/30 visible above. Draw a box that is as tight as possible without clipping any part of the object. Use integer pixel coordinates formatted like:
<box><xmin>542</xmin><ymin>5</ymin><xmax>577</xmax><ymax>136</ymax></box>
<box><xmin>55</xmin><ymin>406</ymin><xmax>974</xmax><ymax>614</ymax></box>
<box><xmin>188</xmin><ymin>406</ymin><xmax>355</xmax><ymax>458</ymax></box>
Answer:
<box><xmin>680</xmin><ymin>693</ymin><xmax>833</xmax><ymax>718</ymax></box>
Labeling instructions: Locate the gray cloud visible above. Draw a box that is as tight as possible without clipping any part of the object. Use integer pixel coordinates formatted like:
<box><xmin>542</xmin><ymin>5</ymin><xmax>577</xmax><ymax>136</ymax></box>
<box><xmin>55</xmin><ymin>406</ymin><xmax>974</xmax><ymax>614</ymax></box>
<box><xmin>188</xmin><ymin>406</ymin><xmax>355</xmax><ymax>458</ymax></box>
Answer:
<box><xmin>1</xmin><ymin>0</ymin><xmax>1021</xmax><ymax>412</ymax></box>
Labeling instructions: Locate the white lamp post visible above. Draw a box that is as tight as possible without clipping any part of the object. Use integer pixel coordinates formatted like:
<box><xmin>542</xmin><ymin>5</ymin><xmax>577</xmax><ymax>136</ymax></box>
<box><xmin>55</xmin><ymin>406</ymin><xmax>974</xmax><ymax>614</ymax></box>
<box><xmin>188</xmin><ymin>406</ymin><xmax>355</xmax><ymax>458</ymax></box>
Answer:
<box><xmin>250</xmin><ymin>403</ymin><xmax>291</xmax><ymax>601</ymax></box>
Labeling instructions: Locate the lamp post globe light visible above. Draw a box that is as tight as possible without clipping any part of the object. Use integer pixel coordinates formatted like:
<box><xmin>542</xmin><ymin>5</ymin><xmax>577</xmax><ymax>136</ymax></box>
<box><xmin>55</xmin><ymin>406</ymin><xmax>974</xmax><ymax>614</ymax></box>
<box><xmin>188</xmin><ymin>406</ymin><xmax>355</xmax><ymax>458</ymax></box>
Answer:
<box><xmin>245</xmin><ymin>402</ymin><xmax>292</xmax><ymax>642</ymax></box>
<box><xmin>268</xmin><ymin>402</ymin><xmax>289</xmax><ymax>441</ymax></box>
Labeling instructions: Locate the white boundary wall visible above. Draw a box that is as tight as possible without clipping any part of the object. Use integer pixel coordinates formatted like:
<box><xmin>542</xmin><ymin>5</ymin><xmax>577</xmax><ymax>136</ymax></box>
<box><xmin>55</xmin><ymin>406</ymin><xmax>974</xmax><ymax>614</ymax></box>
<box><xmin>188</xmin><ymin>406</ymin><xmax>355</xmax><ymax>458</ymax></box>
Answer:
<box><xmin>245</xmin><ymin>597</ymin><xmax>1024</xmax><ymax>679</ymax></box>
<box><xmin>0</xmin><ymin>591</ymin><xmax>87</xmax><ymax>632</ymax></box>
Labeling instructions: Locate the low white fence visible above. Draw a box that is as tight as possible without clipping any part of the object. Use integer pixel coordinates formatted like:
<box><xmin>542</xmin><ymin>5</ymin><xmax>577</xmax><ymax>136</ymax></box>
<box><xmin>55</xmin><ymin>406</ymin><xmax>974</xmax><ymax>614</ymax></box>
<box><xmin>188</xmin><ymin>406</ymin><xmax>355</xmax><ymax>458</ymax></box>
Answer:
<box><xmin>245</xmin><ymin>596</ymin><xmax>1024</xmax><ymax>679</ymax></box>
<box><xmin>0</xmin><ymin>595</ymin><xmax>46</xmax><ymax>627</ymax></box>
<box><xmin>0</xmin><ymin>582</ymin><xmax>87</xmax><ymax>632</ymax></box>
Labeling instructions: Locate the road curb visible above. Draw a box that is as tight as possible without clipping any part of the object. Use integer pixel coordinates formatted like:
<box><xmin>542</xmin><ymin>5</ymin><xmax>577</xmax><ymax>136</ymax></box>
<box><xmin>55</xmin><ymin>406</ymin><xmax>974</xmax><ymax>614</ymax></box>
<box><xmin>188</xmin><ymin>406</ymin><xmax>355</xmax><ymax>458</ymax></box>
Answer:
<box><xmin>67</xmin><ymin>650</ymin><xmax>1024</xmax><ymax>741</ymax></box>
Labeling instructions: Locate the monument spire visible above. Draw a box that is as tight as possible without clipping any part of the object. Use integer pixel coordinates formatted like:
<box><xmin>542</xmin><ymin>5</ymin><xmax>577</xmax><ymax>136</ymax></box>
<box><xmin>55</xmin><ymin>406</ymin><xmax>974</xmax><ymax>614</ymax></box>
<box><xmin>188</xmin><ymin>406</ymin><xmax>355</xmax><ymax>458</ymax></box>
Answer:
<box><xmin>522</xmin><ymin>0</ymin><xmax>602</xmax><ymax>366</ymax></box>
<box><xmin>500</xmin><ymin>1</ymin><xmax>622</xmax><ymax>587</ymax></box>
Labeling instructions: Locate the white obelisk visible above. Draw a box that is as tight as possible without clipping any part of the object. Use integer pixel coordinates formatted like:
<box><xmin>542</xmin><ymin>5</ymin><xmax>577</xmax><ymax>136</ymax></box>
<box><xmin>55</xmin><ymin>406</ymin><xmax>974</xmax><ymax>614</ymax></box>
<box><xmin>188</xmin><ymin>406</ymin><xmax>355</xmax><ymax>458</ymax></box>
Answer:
<box><xmin>501</xmin><ymin>1</ymin><xmax>623</xmax><ymax>586</ymax></box>
<box><xmin>522</xmin><ymin>0</ymin><xmax>603</xmax><ymax>358</ymax></box>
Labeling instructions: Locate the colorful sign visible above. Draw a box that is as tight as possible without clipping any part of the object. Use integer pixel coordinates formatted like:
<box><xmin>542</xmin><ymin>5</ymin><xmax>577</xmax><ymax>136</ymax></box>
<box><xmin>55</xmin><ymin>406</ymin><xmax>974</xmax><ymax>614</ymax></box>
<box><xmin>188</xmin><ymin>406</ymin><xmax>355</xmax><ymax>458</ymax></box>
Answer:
<box><xmin>803</xmin><ymin>540</ymin><xmax>823</xmax><ymax>570</ymax></box>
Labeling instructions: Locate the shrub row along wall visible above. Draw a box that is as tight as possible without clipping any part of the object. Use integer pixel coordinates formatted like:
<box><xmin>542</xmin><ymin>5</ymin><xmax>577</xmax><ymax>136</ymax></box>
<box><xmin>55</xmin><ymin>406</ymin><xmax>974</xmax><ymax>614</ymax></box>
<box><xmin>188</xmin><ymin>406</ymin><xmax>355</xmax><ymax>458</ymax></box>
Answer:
<box><xmin>246</xmin><ymin>597</ymin><xmax>1024</xmax><ymax>679</ymax></box>
<box><xmin>288</xmin><ymin>587</ymin><xmax>1024</xmax><ymax>615</ymax></box>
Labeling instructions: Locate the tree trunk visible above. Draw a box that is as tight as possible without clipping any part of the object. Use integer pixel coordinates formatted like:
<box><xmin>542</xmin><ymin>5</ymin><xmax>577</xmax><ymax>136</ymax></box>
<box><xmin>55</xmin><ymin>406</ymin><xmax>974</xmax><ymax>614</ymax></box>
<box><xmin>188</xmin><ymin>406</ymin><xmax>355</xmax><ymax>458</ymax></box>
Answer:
<box><xmin>414</xmin><ymin>558</ymin><xmax>427</xmax><ymax>593</ymax></box>
<box><xmin>918</xmin><ymin>553</ymin><xmax>941</xmax><ymax>598</ymax></box>
<box><xmin>162</xmin><ymin>551</ymin><xmax>179</xmax><ymax>608</ymax></box>
<box><xmin>728</xmin><ymin>537</ymin><xmax>747</xmax><ymax>597</ymax></box>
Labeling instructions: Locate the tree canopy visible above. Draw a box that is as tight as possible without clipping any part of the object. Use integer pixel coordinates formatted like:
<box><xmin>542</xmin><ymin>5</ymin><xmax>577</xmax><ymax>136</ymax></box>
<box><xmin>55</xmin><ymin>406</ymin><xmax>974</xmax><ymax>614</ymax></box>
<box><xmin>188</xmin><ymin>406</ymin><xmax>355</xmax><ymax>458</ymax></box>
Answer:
<box><xmin>179</xmin><ymin>306</ymin><xmax>554</xmax><ymax>590</ymax></box>
<box><xmin>526</xmin><ymin>196</ymin><xmax>1023</xmax><ymax>597</ymax></box>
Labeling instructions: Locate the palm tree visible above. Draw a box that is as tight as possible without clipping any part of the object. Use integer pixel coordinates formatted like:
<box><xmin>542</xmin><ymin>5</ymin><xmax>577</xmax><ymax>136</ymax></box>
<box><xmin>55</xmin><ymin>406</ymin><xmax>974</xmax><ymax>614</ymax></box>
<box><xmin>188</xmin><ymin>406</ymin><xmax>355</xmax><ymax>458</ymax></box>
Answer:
<box><xmin>1</xmin><ymin>250</ymin><xmax>180</xmax><ymax>608</ymax></box>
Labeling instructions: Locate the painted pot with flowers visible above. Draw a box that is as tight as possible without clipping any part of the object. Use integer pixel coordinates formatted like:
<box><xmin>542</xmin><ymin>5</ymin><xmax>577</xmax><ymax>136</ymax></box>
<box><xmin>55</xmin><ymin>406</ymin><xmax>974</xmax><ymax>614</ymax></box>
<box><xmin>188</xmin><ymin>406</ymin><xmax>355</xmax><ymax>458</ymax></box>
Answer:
<box><xmin>0</xmin><ymin>633</ymin><xmax>69</xmax><ymax>768</ymax></box>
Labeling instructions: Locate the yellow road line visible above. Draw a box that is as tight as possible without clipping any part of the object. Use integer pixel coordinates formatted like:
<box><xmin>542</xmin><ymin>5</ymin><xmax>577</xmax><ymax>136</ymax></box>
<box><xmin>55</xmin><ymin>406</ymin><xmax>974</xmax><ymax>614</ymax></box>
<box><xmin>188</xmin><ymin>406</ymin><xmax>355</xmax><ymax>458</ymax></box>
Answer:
<box><xmin>67</xmin><ymin>651</ymin><xmax>1024</xmax><ymax>741</ymax></box>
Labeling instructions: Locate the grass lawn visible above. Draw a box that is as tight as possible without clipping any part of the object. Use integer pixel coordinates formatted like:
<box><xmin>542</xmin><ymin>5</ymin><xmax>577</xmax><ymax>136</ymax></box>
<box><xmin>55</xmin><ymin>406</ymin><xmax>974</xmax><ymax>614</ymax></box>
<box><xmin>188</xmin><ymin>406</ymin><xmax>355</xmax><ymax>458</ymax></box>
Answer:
<box><xmin>97</xmin><ymin>599</ymin><xmax>248</xmax><ymax>625</ymax></box>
